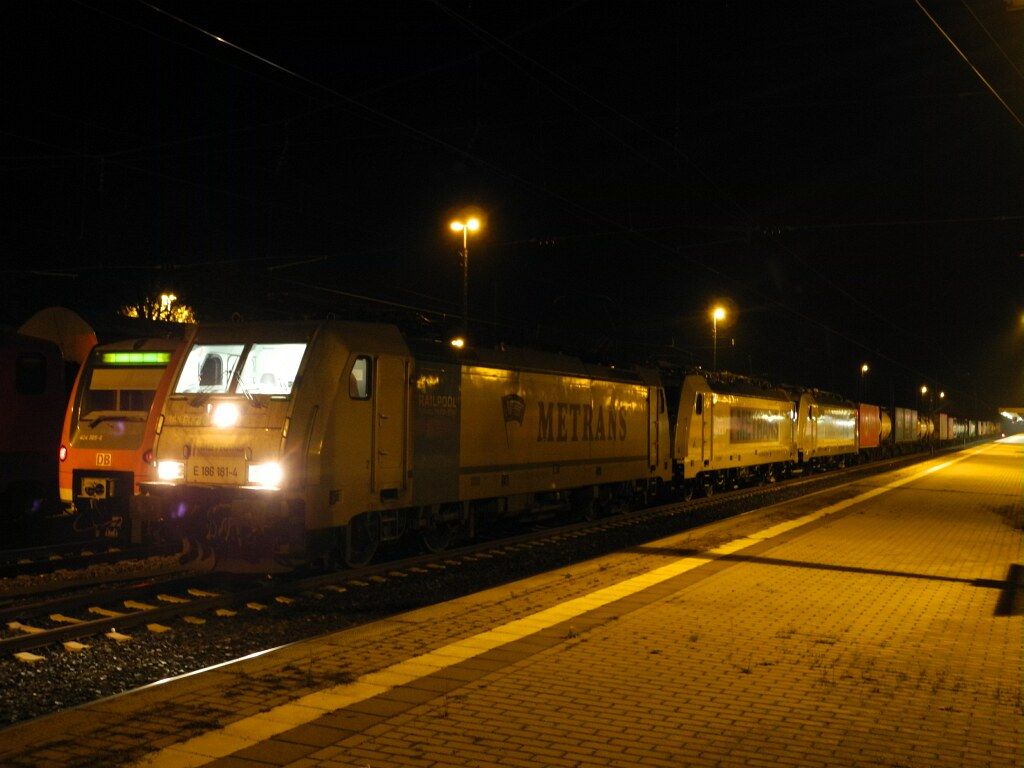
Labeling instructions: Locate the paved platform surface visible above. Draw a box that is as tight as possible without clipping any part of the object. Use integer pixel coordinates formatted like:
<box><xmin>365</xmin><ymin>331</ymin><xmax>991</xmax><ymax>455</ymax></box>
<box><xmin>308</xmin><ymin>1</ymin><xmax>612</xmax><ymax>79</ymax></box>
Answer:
<box><xmin>2</xmin><ymin>438</ymin><xmax>1021</xmax><ymax>768</ymax></box>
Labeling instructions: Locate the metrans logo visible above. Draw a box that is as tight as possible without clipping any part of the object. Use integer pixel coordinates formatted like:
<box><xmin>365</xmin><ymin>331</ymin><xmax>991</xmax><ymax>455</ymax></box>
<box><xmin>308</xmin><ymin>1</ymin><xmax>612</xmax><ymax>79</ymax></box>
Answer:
<box><xmin>536</xmin><ymin>401</ymin><xmax>627</xmax><ymax>442</ymax></box>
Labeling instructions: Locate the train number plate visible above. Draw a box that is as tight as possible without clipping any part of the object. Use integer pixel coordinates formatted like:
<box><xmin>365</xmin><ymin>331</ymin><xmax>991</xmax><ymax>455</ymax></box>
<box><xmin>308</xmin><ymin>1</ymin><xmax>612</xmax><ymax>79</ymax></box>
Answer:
<box><xmin>188</xmin><ymin>459</ymin><xmax>244</xmax><ymax>484</ymax></box>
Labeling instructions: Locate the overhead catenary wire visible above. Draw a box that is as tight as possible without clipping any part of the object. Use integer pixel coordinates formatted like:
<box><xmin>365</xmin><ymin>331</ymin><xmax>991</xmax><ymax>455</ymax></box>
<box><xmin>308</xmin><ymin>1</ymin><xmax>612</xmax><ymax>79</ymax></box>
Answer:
<box><xmin>915</xmin><ymin>0</ymin><xmax>1024</xmax><ymax>129</ymax></box>
<box><xmin>12</xmin><ymin>3</ymin><xmax>1004</xmax><ymax>409</ymax></box>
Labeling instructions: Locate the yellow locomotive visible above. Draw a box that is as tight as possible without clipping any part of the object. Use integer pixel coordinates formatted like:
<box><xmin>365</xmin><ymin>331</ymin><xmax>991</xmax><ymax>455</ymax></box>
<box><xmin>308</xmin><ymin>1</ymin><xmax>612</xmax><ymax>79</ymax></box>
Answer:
<box><xmin>138</xmin><ymin>321</ymin><xmax>671</xmax><ymax>567</ymax></box>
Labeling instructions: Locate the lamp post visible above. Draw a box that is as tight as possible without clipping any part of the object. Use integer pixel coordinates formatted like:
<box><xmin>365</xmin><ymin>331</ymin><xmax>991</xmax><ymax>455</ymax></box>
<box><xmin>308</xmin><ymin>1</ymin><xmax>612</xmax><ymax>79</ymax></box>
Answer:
<box><xmin>449</xmin><ymin>217</ymin><xmax>480</xmax><ymax>344</ymax></box>
<box><xmin>711</xmin><ymin>305</ymin><xmax>726</xmax><ymax>370</ymax></box>
<box><xmin>859</xmin><ymin>363</ymin><xmax>869</xmax><ymax>402</ymax></box>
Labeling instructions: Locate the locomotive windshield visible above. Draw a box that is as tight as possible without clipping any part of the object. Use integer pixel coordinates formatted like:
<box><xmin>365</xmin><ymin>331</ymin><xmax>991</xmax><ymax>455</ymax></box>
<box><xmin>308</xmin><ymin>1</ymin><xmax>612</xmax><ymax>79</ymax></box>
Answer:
<box><xmin>174</xmin><ymin>342</ymin><xmax>306</xmax><ymax>396</ymax></box>
<box><xmin>70</xmin><ymin>349</ymin><xmax>171</xmax><ymax>447</ymax></box>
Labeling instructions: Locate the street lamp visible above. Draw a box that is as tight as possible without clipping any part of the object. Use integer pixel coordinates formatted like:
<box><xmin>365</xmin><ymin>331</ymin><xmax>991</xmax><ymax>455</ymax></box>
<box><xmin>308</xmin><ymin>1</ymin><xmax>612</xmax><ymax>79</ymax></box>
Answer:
<box><xmin>859</xmin><ymin>363</ymin><xmax>869</xmax><ymax>401</ymax></box>
<box><xmin>449</xmin><ymin>217</ymin><xmax>481</xmax><ymax>343</ymax></box>
<box><xmin>711</xmin><ymin>306</ymin><xmax>726</xmax><ymax>370</ymax></box>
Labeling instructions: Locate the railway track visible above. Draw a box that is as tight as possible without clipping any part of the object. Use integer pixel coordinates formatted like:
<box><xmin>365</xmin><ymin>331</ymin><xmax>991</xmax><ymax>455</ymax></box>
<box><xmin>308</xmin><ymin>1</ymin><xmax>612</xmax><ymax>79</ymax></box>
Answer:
<box><xmin>0</xmin><ymin>541</ymin><xmax>181</xmax><ymax>580</ymax></box>
<box><xmin>1</xmin><ymin>448</ymin><xmax>939</xmax><ymax>662</ymax></box>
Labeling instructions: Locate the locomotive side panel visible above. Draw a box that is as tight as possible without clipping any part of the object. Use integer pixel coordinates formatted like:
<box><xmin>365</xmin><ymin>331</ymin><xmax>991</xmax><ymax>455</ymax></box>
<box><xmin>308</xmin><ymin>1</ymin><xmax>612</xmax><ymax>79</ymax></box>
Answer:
<box><xmin>674</xmin><ymin>374</ymin><xmax>795</xmax><ymax>480</ymax></box>
<box><xmin>456</xmin><ymin>365</ymin><xmax>653</xmax><ymax>500</ymax></box>
<box><xmin>795</xmin><ymin>391</ymin><xmax>857</xmax><ymax>463</ymax></box>
<box><xmin>410</xmin><ymin>361</ymin><xmax>461</xmax><ymax>507</ymax></box>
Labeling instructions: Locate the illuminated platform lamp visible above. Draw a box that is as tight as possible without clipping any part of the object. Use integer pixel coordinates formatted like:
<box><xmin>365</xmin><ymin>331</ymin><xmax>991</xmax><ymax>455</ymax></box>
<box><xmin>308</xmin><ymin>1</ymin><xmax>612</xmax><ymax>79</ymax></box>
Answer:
<box><xmin>449</xmin><ymin>215</ymin><xmax>482</xmax><ymax>345</ymax></box>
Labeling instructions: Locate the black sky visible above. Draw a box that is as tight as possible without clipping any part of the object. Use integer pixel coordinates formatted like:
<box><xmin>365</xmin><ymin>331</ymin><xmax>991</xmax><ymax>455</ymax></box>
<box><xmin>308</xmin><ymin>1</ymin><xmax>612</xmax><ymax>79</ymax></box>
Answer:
<box><xmin>2</xmin><ymin>1</ymin><xmax>1022</xmax><ymax>415</ymax></box>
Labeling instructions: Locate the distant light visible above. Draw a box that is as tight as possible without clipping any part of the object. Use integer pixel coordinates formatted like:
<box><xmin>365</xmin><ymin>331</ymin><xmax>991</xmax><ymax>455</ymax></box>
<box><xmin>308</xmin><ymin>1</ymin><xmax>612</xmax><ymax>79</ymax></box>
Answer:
<box><xmin>920</xmin><ymin>385</ymin><xmax>928</xmax><ymax>395</ymax></box>
<box><xmin>939</xmin><ymin>391</ymin><xmax>945</xmax><ymax>399</ymax></box>
<box><xmin>466</xmin><ymin>217</ymin><xmax>480</xmax><ymax>232</ymax></box>
<box><xmin>861</xmin><ymin>363</ymin><xmax>869</xmax><ymax>374</ymax></box>
<box><xmin>450</xmin><ymin>336</ymin><xmax>466</xmax><ymax>349</ymax></box>
<box><xmin>712</xmin><ymin>306</ymin><xmax>726</xmax><ymax>322</ymax></box>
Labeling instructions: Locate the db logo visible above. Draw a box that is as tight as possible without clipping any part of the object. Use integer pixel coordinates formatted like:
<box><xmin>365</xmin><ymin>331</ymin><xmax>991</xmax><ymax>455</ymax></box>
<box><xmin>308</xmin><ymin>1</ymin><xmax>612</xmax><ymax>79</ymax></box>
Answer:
<box><xmin>95</xmin><ymin>453</ymin><xmax>113</xmax><ymax>467</ymax></box>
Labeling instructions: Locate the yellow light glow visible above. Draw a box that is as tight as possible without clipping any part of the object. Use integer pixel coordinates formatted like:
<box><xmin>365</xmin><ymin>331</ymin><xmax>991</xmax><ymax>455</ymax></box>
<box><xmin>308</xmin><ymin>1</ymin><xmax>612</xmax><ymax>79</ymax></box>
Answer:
<box><xmin>450</xmin><ymin>217</ymin><xmax>483</xmax><ymax>234</ymax></box>
<box><xmin>247</xmin><ymin>462</ymin><xmax>283</xmax><ymax>488</ymax></box>
<box><xmin>450</xmin><ymin>336</ymin><xmax>466</xmax><ymax>349</ymax></box>
<box><xmin>861</xmin><ymin>363</ymin><xmax>869</xmax><ymax>374</ymax></box>
<box><xmin>712</xmin><ymin>306</ymin><xmax>726</xmax><ymax>322</ymax></box>
<box><xmin>920</xmin><ymin>385</ymin><xmax>928</xmax><ymax>395</ymax></box>
<box><xmin>157</xmin><ymin>460</ymin><xmax>184</xmax><ymax>481</ymax></box>
<box><xmin>212</xmin><ymin>402</ymin><xmax>240</xmax><ymax>428</ymax></box>
<box><xmin>939</xmin><ymin>391</ymin><xmax>945</xmax><ymax>399</ymax></box>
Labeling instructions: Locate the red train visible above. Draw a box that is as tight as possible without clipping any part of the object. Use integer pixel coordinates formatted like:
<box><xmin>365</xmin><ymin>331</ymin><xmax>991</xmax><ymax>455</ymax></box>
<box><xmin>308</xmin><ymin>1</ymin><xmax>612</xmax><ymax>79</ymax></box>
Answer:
<box><xmin>1</xmin><ymin>308</ymin><xmax>96</xmax><ymax>540</ymax></box>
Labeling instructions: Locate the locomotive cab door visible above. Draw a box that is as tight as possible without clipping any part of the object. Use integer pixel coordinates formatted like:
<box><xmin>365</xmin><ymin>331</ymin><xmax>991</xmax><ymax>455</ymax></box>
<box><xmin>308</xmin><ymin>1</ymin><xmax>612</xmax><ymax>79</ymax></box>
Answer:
<box><xmin>697</xmin><ymin>392</ymin><xmax>712</xmax><ymax>467</ymax></box>
<box><xmin>648</xmin><ymin>388</ymin><xmax>661</xmax><ymax>471</ymax></box>
<box><xmin>373</xmin><ymin>355</ymin><xmax>408</xmax><ymax>498</ymax></box>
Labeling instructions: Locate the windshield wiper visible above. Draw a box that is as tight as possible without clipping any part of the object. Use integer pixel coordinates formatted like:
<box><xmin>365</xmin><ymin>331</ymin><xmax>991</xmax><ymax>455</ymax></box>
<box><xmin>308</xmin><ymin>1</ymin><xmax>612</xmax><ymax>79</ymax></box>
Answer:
<box><xmin>233</xmin><ymin>368</ymin><xmax>265</xmax><ymax>408</ymax></box>
<box><xmin>88</xmin><ymin>414</ymin><xmax>144</xmax><ymax>428</ymax></box>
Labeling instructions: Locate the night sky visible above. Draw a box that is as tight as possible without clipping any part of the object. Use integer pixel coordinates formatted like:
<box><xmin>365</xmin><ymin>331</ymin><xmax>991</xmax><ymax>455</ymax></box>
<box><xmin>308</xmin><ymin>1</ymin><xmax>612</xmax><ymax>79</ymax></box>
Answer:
<box><xmin>2</xmin><ymin>1</ymin><xmax>1022</xmax><ymax>416</ymax></box>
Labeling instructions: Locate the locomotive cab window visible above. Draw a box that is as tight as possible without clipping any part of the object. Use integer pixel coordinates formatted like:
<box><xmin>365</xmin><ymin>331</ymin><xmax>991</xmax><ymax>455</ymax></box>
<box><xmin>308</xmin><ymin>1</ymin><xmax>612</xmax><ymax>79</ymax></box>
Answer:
<box><xmin>237</xmin><ymin>343</ymin><xmax>306</xmax><ymax>396</ymax></box>
<box><xmin>350</xmin><ymin>356</ymin><xmax>372</xmax><ymax>399</ymax></box>
<box><xmin>174</xmin><ymin>343</ymin><xmax>245</xmax><ymax>394</ymax></box>
<box><xmin>695</xmin><ymin>393</ymin><xmax>703</xmax><ymax>415</ymax></box>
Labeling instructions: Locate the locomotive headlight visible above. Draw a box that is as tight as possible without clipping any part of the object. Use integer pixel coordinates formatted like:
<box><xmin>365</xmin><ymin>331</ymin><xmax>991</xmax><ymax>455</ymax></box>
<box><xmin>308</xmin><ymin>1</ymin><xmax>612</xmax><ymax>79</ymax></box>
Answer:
<box><xmin>247</xmin><ymin>461</ymin><xmax>283</xmax><ymax>488</ymax></box>
<box><xmin>157</xmin><ymin>460</ymin><xmax>185</xmax><ymax>481</ymax></box>
<box><xmin>212</xmin><ymin>402</ymin><xmax>240</xmax><ymax>429</ymax></box>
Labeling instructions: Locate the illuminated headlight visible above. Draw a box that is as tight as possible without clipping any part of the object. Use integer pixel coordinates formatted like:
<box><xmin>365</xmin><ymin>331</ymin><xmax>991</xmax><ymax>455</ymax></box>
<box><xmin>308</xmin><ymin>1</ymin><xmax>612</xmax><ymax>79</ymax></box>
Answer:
<box><xmin>157</xmin><ymin>460</ymin><xmax>185</xmax><ymax>481</ymax></box>
<box><xmin>247</xmin><ymin>462</ymin><xmax>283</xmax><ymax>487</ymax></box>
<box><xmin>212</xmin><ymin>402</ymin><xmax>240</xmax><ymax>428</ymax></box>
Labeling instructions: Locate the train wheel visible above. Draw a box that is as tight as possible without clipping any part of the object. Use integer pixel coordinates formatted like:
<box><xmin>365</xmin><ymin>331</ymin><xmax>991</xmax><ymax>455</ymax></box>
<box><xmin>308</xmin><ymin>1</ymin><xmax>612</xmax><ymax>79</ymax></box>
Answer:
<box><xmin>578</xmin><ymin>496</ymin><xmax>602</xmax><ymax>521</ymax></box>
<box><xmin>701</xmin><ymin>478</ymin><xmax>715</xmax><ymax>497</ymax></box>
<box><xmin>419</xmin><ymin>503</ymin><xmax>464</xmax><ymax>553</ymax></box>
<box><xmin>680</xmin><ymin>482</ymin><xmax>694</xmax><ymax>502</ymax></box>
<box><xmin>421</xmin><ymin>521</ymin><xmax>458</xmax><ymax>553</ymax></box>
<box><xmin>344</xmin><ymin>512</ymin><xmax>380</xmax><ymax>567</ymax></box>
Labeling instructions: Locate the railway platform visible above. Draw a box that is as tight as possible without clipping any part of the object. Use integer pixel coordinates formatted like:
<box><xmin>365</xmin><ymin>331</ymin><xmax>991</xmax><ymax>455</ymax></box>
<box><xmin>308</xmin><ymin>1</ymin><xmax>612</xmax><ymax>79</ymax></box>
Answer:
<box><xmin>1</xmin><ymin>437</ymin><xmax>1021</xmax><ymax>768</ymax></box>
